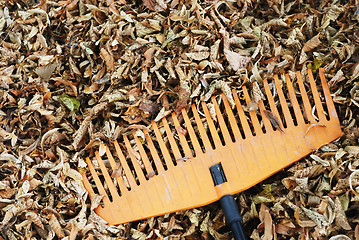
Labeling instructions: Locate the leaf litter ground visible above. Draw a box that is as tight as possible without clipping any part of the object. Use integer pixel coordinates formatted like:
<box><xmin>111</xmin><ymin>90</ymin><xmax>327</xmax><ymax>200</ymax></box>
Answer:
<box><xmin>0</xmin><ymin>0</ymin><xmax>359</xmax><ymax>239</ymax></box>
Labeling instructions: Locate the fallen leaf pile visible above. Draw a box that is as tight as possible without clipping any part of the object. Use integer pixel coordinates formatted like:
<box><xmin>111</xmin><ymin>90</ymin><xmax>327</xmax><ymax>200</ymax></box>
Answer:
<box><xmin>0</xmin><ymin>0</ymin><xmax>358</xmax><ymax>239</ymax></box>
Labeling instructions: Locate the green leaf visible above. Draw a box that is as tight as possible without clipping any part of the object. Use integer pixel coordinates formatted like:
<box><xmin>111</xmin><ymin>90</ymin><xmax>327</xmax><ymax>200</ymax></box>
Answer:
<box><xmin>307</xmin><ymin>58</ymin><xmax>323</xmax><ymax>72</ymax></box>
<box><xmin>339</xmin><ymin>193</ymin><xmax>350</xmax><ymax>211</ymax></box>
<box><xmin>60</xmin><ymin>94</ymin><xmax>80</xmax><ymax>112</ymax></box>
<box><xmin>252</xmin><ymin>184</ymin><xmax>275</xmax><ymax>204</ymax></box>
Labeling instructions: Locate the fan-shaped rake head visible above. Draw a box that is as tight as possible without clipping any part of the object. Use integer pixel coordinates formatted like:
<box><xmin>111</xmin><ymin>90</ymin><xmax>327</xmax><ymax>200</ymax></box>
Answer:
<box><xmin>81</xmin><ymin>68</ymin><xmax>342</xmax><ymax>225</ymax></box>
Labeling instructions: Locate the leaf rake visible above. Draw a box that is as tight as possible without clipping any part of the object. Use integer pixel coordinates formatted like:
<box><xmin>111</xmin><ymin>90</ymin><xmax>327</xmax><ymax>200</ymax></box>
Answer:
<box><xmin>81</xmin><ymin>68</ymin><xmax>342</xmax><ymax>239</ymax></box>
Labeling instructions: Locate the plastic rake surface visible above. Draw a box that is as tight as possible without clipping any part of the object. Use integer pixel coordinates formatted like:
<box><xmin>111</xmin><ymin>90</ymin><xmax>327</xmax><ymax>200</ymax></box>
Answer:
<box><xmin>82</xmin><ymin>68</ymin><xmax>343</xmax><ymax>225</ymax></box>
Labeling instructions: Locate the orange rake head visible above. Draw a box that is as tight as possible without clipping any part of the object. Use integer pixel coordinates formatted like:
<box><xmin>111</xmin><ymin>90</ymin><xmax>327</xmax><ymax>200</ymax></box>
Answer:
<box><xmin>81</xmin><ymin>68</ymin><xmax>342</xmax><ymax>225</ymax></box>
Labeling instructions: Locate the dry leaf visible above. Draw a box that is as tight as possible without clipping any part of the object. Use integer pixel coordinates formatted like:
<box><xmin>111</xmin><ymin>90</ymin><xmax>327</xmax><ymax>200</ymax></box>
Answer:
<box><xmin>185</xmin><ymin>52</ymin><xmax>210</xmax><ymax>61</ymax></box>
<box><xmin>275</xmin><ymin>221</ymin><xmax>296</xmax><ymax>236</ymax></box>
<box><xmin>69</xmin><ymin>57</ymin><xmax>81</xmax><ymax>75</ymax></box>
<box><xmin>263</xmin><ymin>110</ymin><xmax>283</xmax><ymax>132</ymax></box>
<box><xmin>259</xmin><ymin>203</ymin><xmax>274</xmax><ymax>240</ymax></box>
<box><xmin>329</xmin><ymin>235</ymin><xmax>351</xmax><ymax>240</ymax></box>
<box><xmin>334</xmin><ymin>196</ymin><xmax>352</xmax><ymax>230</ymax></box>
<box><xmin>224</xmin><ymin>49</ymin><xmax>251</xmax><ymax>71</ymax></box>
<box><xmin>26</xmin><ymin>212</ymin><xmax>44</xmax><ymax>229</ymax></box>
<box><xmin>252</xmin><ymin>81</ymin><xmax>265</xmax><ymax>102</ymax></box>
<box><xmin>100</xmin><ymin>48</ymin><xmax>115</xmax><ymax>71</ymax></box>
<box><xmin>154</xmin><ymin>107</ymin><xmax>171</xmax><ymax>122</ymax></box>
<box><xmin>35</xmin><ymin>62</ymin><xmax>58</xmax><ymax>80</ymax></box>
<box><xmin>143</xmin><ymin>0</ymin><xmax>167</xmax><ymax>12</ymax></box>
<box><xmin>0</xmin><ymin>188</ymin><xmax>17</xmax><ymax>199</ymax></box>
<box><xmin>0</xmin><ymin>65</ymin><xmax>14</xmax><ymax>88</ymax></box>
<box><xmin>143</xmin><ymin>47</ymin><xmax>157</xmax><ymax>66</ymax></box>
<box><xmin>302</xmin><ymin>33</ymin><xmax>322</xmax><ymax>53</ymax></box>
<box><xmin>49</xmin><ymin>214</ymin><xmax>65</xmax><ymax>238</ymax></box>
<box><xmin>301</xmin><ymin>206</ymin><xmax>329</xmax><ymax>228</ymax></box>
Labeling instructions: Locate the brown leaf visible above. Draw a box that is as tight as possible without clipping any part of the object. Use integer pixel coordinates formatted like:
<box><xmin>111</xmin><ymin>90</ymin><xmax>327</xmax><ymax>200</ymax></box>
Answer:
<box><xmin>69</xmin><ymin>221</ymin><xmax>79</xmax><ymax>240</ymax></box>
<box><xmin>35</xmin><ymin>62</ymin><xmax>58</xmax><ymax>80</ymax></box>
<box><xmin>19</xmin><ymin>138</ymin><xmax>40</xmax><ymax>156</ymax></box>
<box><xmin>128</xmin><ymin>124</ymin><xmax>151</xmax><ymax>132</ymax></box>
<box><xmin>263</xmin><ymin>110</ymin><xmax>284</xmax><ymax>132</ymax></box>
<box><xmin>224</xmin><ymin>49</ymin><xmax>251</xmax><ymax>71</ymax></box>
<box><xmin>301</xmin><ymin>206</ymin><xmax>328</xmax><ymax>228</ymax></box>
<box><xmin>143</xmin><ymin>47</ymin><xmax>157</xmax><ymax>67</ymax></box>
<box><xmin>53</xmin><ymin>77</ymin><xmax>78</xmax><ymax>96</ymax></box>
<box><xmin>282</xmin><ymin>177</ymin><xmax>296</xmax><ymax>190</ymax></box>
<box><xmin>185</xmin><ymin>52</ymin><xmax>210</xmax><ymax>61</ymax></box>
<box><xmin>100</xmin><ymin>48</ymin><xmax>115</xmax><ymax>71</ymax></box>
<box><xmin>334</xmin><ymin>196</ymin><xmax>352</xmax><ymax>230</ymax></box>
<box><xmin>41</xmin><ymin>128</ymin><xmax>62</xmax><ymax>150</ymax></box>
<box><xmin>139</xmin><ymin>99</ymin><xmax>159</xmax><ymax>115</ymax></box>
<box><xmin>175</xmin><ymin>86</ymin><xmax>190</xmax><ymax>113</ymax></box>
<box><xmin>72</xmin><ymin>116</ymin><xmax>91</xmax><ymax>150</ymax></box>
<box><xmin>0</xmin><ymin>188</ymin><xmax>17</xmax><ymax>199</ymax></box>
<box><xmin>29</xmin><ymin>178</ymin><xmax>43</xmax><ymax>190</ymax></box>
<box><xmin>302</xmin><ymin>33</ymin><xmax>322</xmax><ymax>53</ymax></box>
<box><xmin>294</xmin><ymin>208</ymin><xmax>317</xmax><ymax>228</ymax></box>
<box><xmin>26</xmin><ymin>212</ymin><xmax>44</xmax><ymax>229</ymax></box>
<box><xmin>175</xmin><ymin>66</ymin><xmax>191</xmax><ymax>113</ymax></box>
<box><xmin>275</xmin><ymin>221</ymin><xmax>297</xmax><ymax>236</ymax></box>
<box><xmin>0</xmin><ymin>65</ymin><xmax>14</xmax><ymax>88</ymax></box>
<box><xmin>176</xmin><ymin>126</ymin><xmax>187</xmax><ymax>136</ymax></box>
<box><xmin>106</xmin><ymin>0</ymin><xmax>123</xmax><ymax>15</ymax></box>
<box><xmin>259</xmin><ymin>203</ymin><xmax>274</xmax><ymax>240</ymax></box>
<box><xmin>84</xmin><ymin>82</ymin><xmax>99</xmax><ymax>94</ymax></box>
<box><xmin>264</xmin><ymin>110</ymin><xmax>284</xmax><ymax>132</ymax></box>
<box><xmin>49</xmin><ymin>214</ymin><xmax>65</xmax><ymax>238</ymax></box>
<box><xmin>252</xmin><ymin>81</ymin><xmax>265</xmax><ymax>102</ymax></box>
<box><xmin>121</xmin><ymin>115</ymin><xmax>143</xmax><ymax>124</ymax></box>
<box><xmin>352</xmin><ymin>62</ymin><xmax>359</xmax><ymax>80</ymax></box>
<box><xmin>143</xmin><ymin>0</ymin><xmax>167</xmax><ymax>12</ymax></box>
<box><xmin>123</xmin><ymin>106</ymin><xmax>144</xmax><ymax>124</ymax></box>
<box><xmin>154</xmin><ymin>107</ymin><xmax>171</xmax><ymax>122</ymax></box>
<box><xmin>69</xmin><ymin>57</ymin><xmax>81</xmax><ymax>75</ymax></box>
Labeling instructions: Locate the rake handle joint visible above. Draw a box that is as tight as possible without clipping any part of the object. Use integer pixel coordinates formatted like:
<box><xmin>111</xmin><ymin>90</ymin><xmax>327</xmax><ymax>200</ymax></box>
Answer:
<box><xmin>210</xmin><ymin>163</ymin><xmax>247</xmax><ymax>240</ymax></box>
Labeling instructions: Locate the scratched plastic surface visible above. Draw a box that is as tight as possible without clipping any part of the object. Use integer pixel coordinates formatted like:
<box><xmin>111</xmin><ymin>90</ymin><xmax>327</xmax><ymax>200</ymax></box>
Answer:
<box><xmin>82</xmin><ymin>68</ymin><xmax>343</xmax><ymax>225</ymax></box>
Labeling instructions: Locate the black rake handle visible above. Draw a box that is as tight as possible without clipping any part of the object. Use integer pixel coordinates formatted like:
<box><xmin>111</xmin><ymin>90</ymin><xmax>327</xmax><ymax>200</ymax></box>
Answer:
<box><xmin>210</xmin><ymin>164</ymin><xmax>247</xmax><ymax>240</ymax></box>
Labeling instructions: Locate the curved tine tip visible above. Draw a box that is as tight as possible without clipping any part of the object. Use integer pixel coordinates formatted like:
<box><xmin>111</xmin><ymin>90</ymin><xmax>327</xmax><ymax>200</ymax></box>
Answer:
<box><xmin>201</xmin><ymin>101</ymin><xmax>212</xmax><ymax>116</ymax></box>
<box><xmin>221</xmin><ymin>93</ymin><xmax>231</xmax><ymax>105</ymax></box>
<box><xmin>285</xmin><ymin>73</ymin><xmax>290</xmax><ymax>80</ymax></box>
<box><xmin>143</xmin><ymin>127</ymin><xmax>150</xmax><ymax>135</ymax></box>
<box><xmin>151</xmin><ymin>120</ymin><xmax>157</xmax><ymax>128</ymax></box>
<box><xmin>231</xmin><ymin>89</ymin><xmax>238</xmax><ymax>97</ymax></box>
<box><xmin>191</xmin><ymin>103</ymin><xmax>197</xmax><ymax>111</ymax></box>
<box><xmin>131</xmin><ymin>130</ymin><xmax>137</xmax><ymax>137</ymax></box>
<box><xmin>263</xmin><ymin>80</ymin><xmax>271</xmax><ymax>92</ymax></box>
<box><xmin>181</xmin><ymin>107</ymin><xmax>186</xmax><ymax>114</ymax></box>
<box><xmin>285</xmin><ymin>73</ymin><xmax>294</xmax><ymax>91</ymax></box>
<box><xmin>211</xmin><ymin>95</ymin><xmax>217</xmax><ymax>102</ymax></box>
<box><xmin>162</xmin><ymin>117</ymin><xmax>174</xmax><ymax>136</ymax></box>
